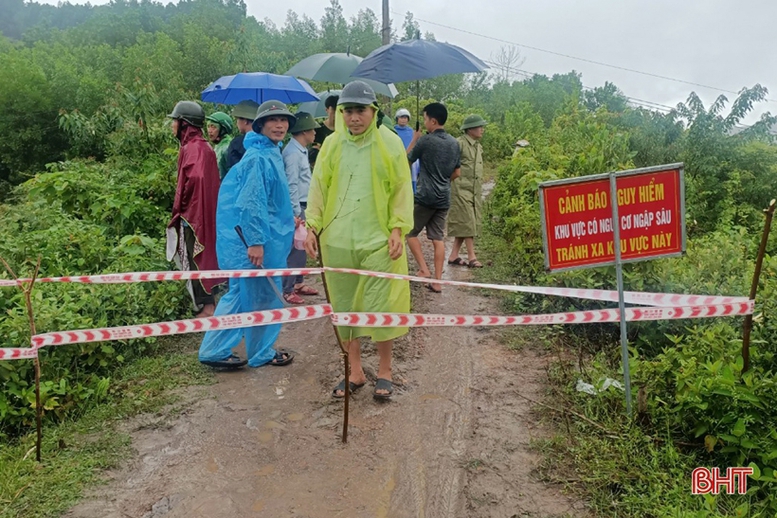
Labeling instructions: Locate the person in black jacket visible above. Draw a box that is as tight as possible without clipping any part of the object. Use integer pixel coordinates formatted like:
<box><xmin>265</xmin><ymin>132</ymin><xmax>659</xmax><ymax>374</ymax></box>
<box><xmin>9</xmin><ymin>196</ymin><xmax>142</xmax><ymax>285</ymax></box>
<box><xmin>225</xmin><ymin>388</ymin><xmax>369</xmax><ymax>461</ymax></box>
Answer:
<box><xmin>223</xmin><ymin>99</ymin><xmax>260</xmax><ymax>175</ymax></box>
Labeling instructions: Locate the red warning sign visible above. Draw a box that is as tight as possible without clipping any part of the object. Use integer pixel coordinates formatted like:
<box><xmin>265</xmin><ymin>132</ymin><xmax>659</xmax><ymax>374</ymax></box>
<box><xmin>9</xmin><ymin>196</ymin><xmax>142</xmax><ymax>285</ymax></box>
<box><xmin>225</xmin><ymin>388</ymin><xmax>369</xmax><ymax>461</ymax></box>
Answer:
<box><xmin>539</xmin><ymin>164</ymin><xmax>685</xmax><ymax>271</ymax></box>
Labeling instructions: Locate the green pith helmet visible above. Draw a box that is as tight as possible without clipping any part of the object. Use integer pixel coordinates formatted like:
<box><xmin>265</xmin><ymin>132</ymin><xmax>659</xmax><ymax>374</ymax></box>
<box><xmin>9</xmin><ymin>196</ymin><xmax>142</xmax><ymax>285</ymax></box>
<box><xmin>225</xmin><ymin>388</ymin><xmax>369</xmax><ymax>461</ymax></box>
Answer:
<box><xmin>338</xmin><ymin>80</ymin><xmax>377</xmax><ymax>107</ymax></box>
<box><xmin>461</xmin><ymin>114</ymin><xmax>488</xmax><ymax>131</ymax></box>
<box><xmin>231</xmin><ymin>99</ymin><xmax>260</xmax><ymax>120</ymax></box>
<box><xmin>381</xmin><ymin>114</ymin><xmax>396</xmax><ymax>132</ymax></box>
<box><xmin>289</xmin><ymin>112</ymin><xmax>320</xmax><ymax>134</ymax></box>
<box><xmin>251</xmin><ymin>100</ymin><xmax>297</xmax><ymax>133</ymax></box>
<box><xmin>205</xmin><ymin>111</ymin><xmax>234</xmax><ymax>135</ymax></box>
<box><xmin>167</xmin><ymin>101</ymin><xmax>205</xmax><ymax>127</ymax></box>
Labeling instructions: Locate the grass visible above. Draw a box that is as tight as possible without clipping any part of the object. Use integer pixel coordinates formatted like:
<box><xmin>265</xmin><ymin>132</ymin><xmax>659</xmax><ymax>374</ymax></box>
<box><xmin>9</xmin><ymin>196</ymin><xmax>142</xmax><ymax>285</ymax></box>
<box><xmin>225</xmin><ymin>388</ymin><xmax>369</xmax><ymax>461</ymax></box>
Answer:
<box><xmin>476</xmin><ymin>226</ymin><xmax>765</xmax><ymax>518</ymax></box>
<box><xmin>0</xmin><ymin>336</ymin><xmax>213</xmax><ymax>518</ymax></box>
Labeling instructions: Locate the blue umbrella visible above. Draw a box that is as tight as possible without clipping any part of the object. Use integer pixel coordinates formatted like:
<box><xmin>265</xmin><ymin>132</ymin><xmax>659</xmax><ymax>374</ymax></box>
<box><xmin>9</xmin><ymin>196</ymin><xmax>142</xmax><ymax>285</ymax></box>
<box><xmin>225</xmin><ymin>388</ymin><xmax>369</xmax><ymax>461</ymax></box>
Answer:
<box><xmin>201</xmin><ymin>72</ymin><xmax>319</xmax><ymax>105</ymax></box>
<box><xmin>350</xmin><ymin>39</ymin><xmax>488</xmax><ymax>84</ymax></box>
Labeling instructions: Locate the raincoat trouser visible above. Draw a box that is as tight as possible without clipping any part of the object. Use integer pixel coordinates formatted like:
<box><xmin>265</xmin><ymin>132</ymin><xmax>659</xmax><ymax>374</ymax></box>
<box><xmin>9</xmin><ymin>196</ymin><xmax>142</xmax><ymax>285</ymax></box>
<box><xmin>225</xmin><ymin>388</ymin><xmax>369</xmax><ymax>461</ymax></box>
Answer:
<box><xmin>307</xmin><ymin>114</ymin><xmax>414</xmax><ymax>343</ymax></box>
<box><xmin>198</xmin><ymin>132</ymin><xmax>294</xmax><ymax>367</ymax></box>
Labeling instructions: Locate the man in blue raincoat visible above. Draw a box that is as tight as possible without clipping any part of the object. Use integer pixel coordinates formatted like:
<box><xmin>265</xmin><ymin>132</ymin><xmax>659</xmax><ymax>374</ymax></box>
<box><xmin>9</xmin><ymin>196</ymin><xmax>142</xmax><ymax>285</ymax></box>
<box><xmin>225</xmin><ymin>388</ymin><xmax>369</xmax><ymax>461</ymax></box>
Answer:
<box><xmin>198</xmin><ymin>101</ymin><xmax>297</xmax><ymax>369</ymax></box>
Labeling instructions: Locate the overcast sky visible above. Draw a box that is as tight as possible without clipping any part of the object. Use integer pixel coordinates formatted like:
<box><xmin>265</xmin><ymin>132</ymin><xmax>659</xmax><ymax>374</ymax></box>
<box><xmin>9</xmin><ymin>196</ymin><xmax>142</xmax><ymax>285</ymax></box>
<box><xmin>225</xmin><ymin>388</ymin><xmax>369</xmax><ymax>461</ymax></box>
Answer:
<box><xmin>39</xmin><ymin>0</ymin><xmax>777</xmax><ymax>125</ymax></box>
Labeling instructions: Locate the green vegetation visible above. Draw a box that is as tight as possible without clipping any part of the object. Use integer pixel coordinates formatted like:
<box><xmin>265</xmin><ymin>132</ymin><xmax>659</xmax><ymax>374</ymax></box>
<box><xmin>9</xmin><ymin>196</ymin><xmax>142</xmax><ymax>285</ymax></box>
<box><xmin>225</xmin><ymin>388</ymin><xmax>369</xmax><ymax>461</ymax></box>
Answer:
<box><xmin>481</xmin><ymin>85</ymin><xmax>777</xmax><ymax>515</ymax></box>
<box><xmin>1</xmin><ymin>0</ymin><xmax>777</xmax><ymax>516</ymax></box>
<box><xmin>0</xmin><ymin>337</ymin><xmax>212</xmax><ymax>518</ymax></box>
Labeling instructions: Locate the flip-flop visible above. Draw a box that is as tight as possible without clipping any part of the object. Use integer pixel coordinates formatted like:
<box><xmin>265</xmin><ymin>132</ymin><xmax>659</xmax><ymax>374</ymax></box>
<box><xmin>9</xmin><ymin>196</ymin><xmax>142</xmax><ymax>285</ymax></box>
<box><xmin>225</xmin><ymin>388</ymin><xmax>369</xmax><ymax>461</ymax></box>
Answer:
<box><xmin>373</xmin><ymin>378</ymin><xmax>394</xmax><ymax>400</ymax></box>
<box><xmin>270</xmin><ymin>348</ymin><xmax>294</xmax><ymax>366</ymax></box>
<box><xmin>294</xmin><ymin>284</ymin><xmax>319</xmax><ymax>296</ymax></box>
<box><xmin>447</xmin><ymin>257</ymin><xmax>468</xmax><ymax>266</ymax></box>
<box><xmin>283</xmin><ymin>292</ymin><xmax>305</xmax><ymax>305</ymax></box>
<box><xmin>332</xmin><ymin>379</ymin><xmax>366</xmax><ymax>398</ymax></box>
<box><xmin>425</xmin><ymin>283</ymin><xmax>442</xmax><ymax>293</ymax></box>
<box><xmin>467</xmin><ymin>259</ymin><xmax>484</xmax><ymax>268</ymax></box>
<box><xmin>200</xmin><ymin>354</ymin><xmax>247</xmax><ymax>369</ymax></box>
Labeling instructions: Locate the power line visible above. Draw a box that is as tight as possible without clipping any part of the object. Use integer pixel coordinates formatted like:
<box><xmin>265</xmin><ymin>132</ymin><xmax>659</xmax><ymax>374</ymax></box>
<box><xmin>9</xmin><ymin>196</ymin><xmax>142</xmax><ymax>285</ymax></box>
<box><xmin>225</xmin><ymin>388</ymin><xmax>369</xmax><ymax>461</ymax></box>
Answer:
<box><xmin>483</xmin><ymin>58</ymin><xmax>675</xmax><ymax>112</ymax></box>
<box><xmin>395</xmin><ymin>10</ymin><xmax>777</xmax><ymax>104</ymax></box>
<box><xmin>481</xmin><ymin>59</ymin><xmax>770</xmax><ymax>132</ymax></box>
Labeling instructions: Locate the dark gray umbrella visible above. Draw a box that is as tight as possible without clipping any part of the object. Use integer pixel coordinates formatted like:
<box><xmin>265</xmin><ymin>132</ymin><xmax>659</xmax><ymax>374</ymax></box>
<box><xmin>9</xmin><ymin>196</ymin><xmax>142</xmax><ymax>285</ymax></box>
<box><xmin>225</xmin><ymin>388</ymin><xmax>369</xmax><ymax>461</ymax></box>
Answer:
<box><xmin>351</xmin><ymin>39</ymin><xmax>488</xmax><ymax>128</ymax></box>
<box><xmin>350</xmin><ymin>39</ymin><xmax>488</xmax><ymax>83</ymax></box>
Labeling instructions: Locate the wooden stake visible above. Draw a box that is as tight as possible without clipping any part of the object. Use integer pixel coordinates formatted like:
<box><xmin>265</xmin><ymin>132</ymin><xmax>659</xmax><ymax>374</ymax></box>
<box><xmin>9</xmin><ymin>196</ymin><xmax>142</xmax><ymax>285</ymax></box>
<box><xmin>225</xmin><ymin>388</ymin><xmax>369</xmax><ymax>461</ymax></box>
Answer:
<box><xmin>1</xmin><ymin>256</ymin><xmax>43</xmax><ymax>461</ymax></box>
<box><xmin>314</xmin><ymin>234</ymin><xmax>350</xmax><ymax>443</ymax></box>
<box><xmin>742</xmin><ymin>199</ymin><xmax>776</xmax><ymax>373</ymax></box>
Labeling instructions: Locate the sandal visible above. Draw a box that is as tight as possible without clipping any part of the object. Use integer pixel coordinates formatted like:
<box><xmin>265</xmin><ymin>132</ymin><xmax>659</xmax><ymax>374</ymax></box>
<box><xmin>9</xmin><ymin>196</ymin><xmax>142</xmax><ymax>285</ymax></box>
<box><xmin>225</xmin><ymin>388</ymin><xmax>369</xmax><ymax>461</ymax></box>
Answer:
<box><xmin>447</xmin><ymin>257</ymin><xmax>468</xmax><ymax>266</ymax></box>
<box><xmin>200</xmin><ymin>354</ymin><xmax>247</xmax><ymax>369</ymax></box>
<box><xmin>467</xmin><ymin>259</ymin><xmax>484</xmax><ymax>268</ymax></box>
<box><xmin>373</xmin><ymin>378</ymin><xmax>394</xmax><ymax>400</ymax></box>
<box><xmin>294</xmin><ymin>284</ymin><xmax>319</xmax><ymax>296</ymax></box>
<box><xmin>425</xmin><ymin>283</ymin><xmax>442</xmax><ymax>293</ymax></box>
<box><xmin>332</xmin><ymin>379</ymin><xmax>366</xmax><ymax>398</ymax></box>
<box><xmin>283</xmin><ymin>292</ymin><xmax>305</xmax><ymax>305</ymax></box>
<box><xmin>270</xmin><ymin>348</ymin><xmax>294</xmax><ymax>366</ymax></box>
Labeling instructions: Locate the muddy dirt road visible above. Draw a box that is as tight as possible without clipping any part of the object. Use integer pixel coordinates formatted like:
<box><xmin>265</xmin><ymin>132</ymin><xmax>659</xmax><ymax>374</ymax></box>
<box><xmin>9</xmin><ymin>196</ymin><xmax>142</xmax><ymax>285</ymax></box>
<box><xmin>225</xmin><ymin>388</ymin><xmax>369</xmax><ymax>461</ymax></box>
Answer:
<box><xmin>67</xmin><ymin>240</ymin><xmax>586</xmax><ymax>518</ymax></box>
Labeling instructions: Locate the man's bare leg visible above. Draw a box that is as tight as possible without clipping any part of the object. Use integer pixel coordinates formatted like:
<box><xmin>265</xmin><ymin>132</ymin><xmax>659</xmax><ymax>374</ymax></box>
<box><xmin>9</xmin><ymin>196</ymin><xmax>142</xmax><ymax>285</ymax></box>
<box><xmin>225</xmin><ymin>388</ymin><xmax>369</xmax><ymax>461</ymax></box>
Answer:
<box><xmin>464</xmin><ymin>237</ymin><xmax>477</xmax><ymax>262</ymax></box>
<box><xmin>448</xmin><ymin>237</ymin><xmax>464</xmax><ymax>262</ymax></box>
<box><xmin>195</xmin><ymin>303</ymin><xmax>216</xmax><ymax>318</ymax></box>
<box><xmin>333</xmin><ymin>338</ymin><xmax>367</xmax><ymax>397</ymax></box>
<box><xmin>375</xmin><ymin>339</ymin><xmax>393</xmax><ymax>396</ymax></box>
<box><xmin>431</xmin><ymin>239</ymin><xmax>445</xmax><ymax>291</ymax></box>
<box><xmin>407</xmin><ymin>236</ymin><xmax>431</xmax><ymax>277</ymax></box>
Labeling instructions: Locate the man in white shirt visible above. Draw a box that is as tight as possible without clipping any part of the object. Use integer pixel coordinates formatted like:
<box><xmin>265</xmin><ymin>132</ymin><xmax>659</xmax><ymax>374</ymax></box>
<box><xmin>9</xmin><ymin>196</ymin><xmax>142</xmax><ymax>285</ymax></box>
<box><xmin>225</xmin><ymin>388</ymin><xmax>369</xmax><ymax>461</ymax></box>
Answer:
<box><xmin>282</xmin><ymin>111</ymin><xmax>320</xmax><ymax>303</ymax></box>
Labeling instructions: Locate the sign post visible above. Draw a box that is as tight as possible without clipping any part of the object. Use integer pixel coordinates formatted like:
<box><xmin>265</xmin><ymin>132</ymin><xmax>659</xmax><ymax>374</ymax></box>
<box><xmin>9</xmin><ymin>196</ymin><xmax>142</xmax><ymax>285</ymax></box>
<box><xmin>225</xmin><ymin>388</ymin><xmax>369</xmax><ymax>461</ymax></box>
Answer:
<box><xmin>609</xmin><ymin>173</ymin><xmax>631</xmax><ymax>413</ymax></box>
<box><xmin>539</xmin><ymin>163</ymin><xmax>686</xmax><ymax>414</ymax></box>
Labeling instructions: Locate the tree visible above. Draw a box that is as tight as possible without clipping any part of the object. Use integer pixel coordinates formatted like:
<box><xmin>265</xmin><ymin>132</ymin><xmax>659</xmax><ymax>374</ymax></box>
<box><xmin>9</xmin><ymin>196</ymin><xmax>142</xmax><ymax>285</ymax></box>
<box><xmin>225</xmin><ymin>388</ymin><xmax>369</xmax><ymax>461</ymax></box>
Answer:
<box><xmin>490</xmin><ymin>45</ymin><xmax>524</xmax><ymax>83</ymax></box>
<box><xmin>676</xmin><ymin>85</ymin><xmax>776</xmax><ymax>230</ymax></box>
<box><xmin>0</xmin><ymin>51</ymin><xmax>69</xmax><ymax>199</ymax></box>
<box><xmin>400</xmin><ymin>11</ymin><xmax>419</xmax><ymax>41</ymax></box>
<box><xmin>319</xmin><ymin>0</ymin><xmax>348</xmax><ymax>52</ymax></box>
<box><xmin>348</xmin><ymin>8</ymin><xmax>381</xmax><ymax>57</ymax></box>
<box><xmin>582</xmin><ymin>81</ymin><xmax>628</xmax><ymax>113</ymax></box>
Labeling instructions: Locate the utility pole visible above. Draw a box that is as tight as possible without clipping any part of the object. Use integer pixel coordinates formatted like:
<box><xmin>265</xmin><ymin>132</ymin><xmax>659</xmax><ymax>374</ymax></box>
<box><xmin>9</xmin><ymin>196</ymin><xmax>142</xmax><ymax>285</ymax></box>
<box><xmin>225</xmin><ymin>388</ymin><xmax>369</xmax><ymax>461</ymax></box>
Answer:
<box><xmin>382</xmin><ymin>0</ymin><xmax>390</xmax><ymax>44</ymax></box>
<box><xmin>382</xmin><ymin>0</ymin><xmax>392</xmax><ymax>113</ymax></box>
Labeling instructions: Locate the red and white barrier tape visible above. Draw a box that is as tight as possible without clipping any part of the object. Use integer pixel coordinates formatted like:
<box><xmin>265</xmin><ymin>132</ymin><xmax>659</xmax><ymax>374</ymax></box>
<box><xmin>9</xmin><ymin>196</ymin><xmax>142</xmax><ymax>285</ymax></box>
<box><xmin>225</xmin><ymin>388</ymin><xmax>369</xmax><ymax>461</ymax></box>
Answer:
<box><xmin>324</xmin><ymin>268</ymin><xmax>749</xmax><ymax>308</ymax></box>
<box><xmin>30</xmin><ymin>304</ymin><xmax>332</xmax><ymax>348</ymax></box>
<box><xmin>0</xmin><ymin>267</ymin><xmax>749</xmax><ymax>308</ymax></box>
<box><xmin>332</xmin><ymin>301</ymin><xmax>754</xmax><ymax>328</ymax></box>
<box><xmin>0</xmin><ymin>268</ymin><xmax>321</xmax><ymax>287</ymax></box>
<box><xmin>0</xmin><ymin>347</ymin><xmax>39</xmax><ymax>360</ymax></box>
<box><xmin>0</xmin><ymin>266</ymin><xmax>754</xmax><ymax>361</ymax></box>
<box><xmin>0</xmin><ymin>300</ymin><xmax>750</xmax><ymax>360</ymax></box>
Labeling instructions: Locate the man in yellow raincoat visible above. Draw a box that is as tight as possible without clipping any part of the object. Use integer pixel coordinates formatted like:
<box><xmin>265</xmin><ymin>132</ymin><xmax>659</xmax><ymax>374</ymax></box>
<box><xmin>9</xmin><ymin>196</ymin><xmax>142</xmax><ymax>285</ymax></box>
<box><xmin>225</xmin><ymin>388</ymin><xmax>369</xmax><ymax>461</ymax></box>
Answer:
<box><xmin>305</xmin><ymin>80</ymin><xmax>414</xmax><ymax>401</ymax></box>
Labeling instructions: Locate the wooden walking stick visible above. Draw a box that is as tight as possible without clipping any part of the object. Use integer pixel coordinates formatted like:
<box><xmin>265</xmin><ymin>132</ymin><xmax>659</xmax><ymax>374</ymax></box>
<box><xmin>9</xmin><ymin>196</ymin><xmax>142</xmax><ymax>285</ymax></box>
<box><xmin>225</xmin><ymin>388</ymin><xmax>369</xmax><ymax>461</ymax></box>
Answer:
<box><xmin>1</xmin><ymin>255</ymin><xmax>43</xmax><ymax>461</ymax></box>
<box><xmin>742</xmin><ymin>199</ymin><xmax>776</xmax><ymax>373</ymax></box>
<box><xmin>313</xmin><ymin>233</ymin><xmax>351</xmax><ymax>443</ymax></box>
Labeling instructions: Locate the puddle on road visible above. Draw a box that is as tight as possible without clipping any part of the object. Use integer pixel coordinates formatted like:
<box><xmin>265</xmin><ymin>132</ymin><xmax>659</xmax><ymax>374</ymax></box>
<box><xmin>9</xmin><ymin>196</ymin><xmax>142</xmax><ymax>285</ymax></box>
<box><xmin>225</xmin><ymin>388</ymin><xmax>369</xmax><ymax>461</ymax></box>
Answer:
<box><xmin>286</xmin><ymin>413</ymin><xmax>305</xmax><ymax>422</ymax></box>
